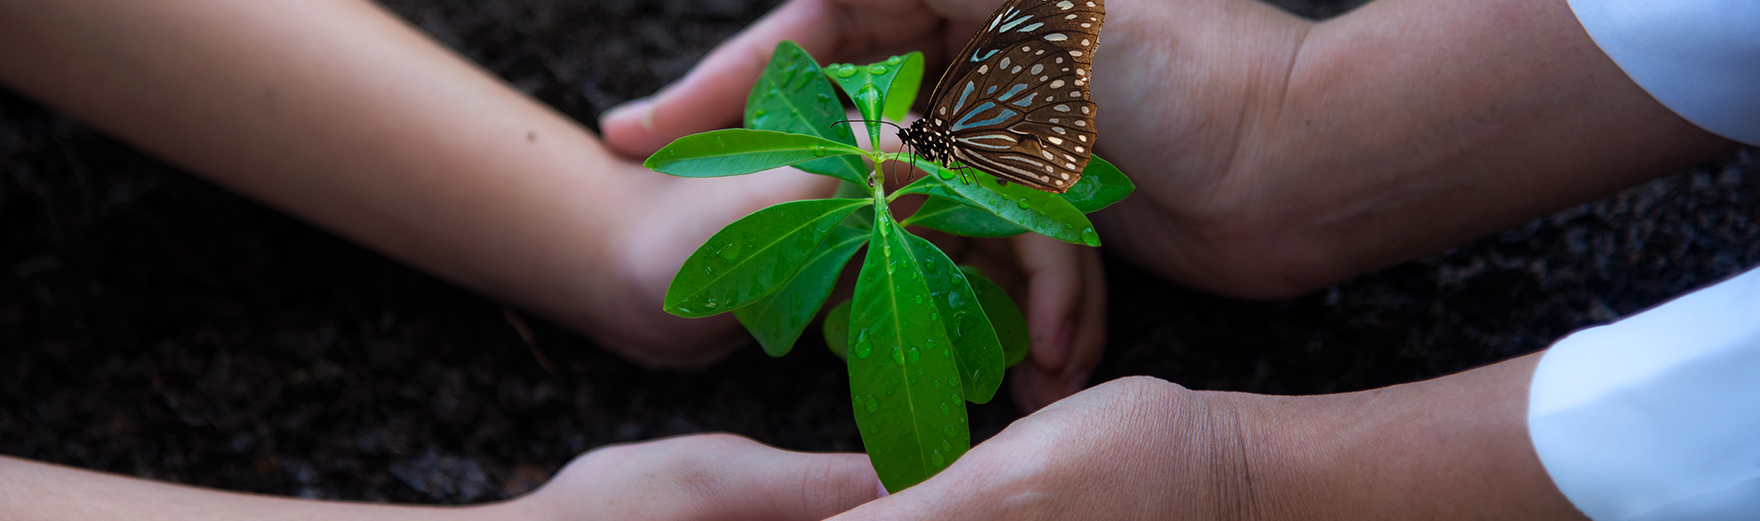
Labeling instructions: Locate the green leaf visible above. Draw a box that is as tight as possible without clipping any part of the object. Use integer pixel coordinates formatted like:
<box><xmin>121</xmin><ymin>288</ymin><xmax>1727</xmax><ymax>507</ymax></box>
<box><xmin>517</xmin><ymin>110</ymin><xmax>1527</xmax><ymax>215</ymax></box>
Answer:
<box><xmin>823</xmin><ymin>53</ymin><xmax>925</xmax><ymax>149</ymax></box>
<box><xmin>1060</xmin><ymin>155</ymin><xmax>1135</xmax><ymax>213</ymax></box>
<box><xmin>830</xmin><ymin>181</ymin><xmax>872</xmax><ymax>217</ymax></box>
<box><xmin>735</xmin><ymin>225</ymin><xmax>868</xmax><ymax>357</ymax></box>
<box><xmin>645</xmin><ymin>129</ymin><xmax>866</xmax><ymax>177</ymax></box>
<box><xmin>882</xmin><ymin>54</ymin><xmax>925</xmax><ymax>122</ymax></box>
<box><xmin>823</xmin><ymin>299</ymin><xmax>852</xmax><ymax>360</ymax></box>
<box><xmin>960</xmin><ymin>266</ymin><xmax>1030</xmax><ymax>368</ymax></box>
<box><xmin>904</xmin><ymin>234</ymin><xmax>1005</xmax><ymax>404</ymax></box>
<box><xmin>848</xmin><ymin>213</ymin><xmax>969</xmax><ymax>493</ymax></box>
<box><xmin>665</xmin><ymin>198</ymin><xmax>870</xmax><ymax>317</ymax></box>
<box><xmin>902</xmin><ymin>196</ymin><xmax>1028</xmax><ymax>238</ymax></box>
<box><xmin>894</xmin><ymin>155</ymin><xmax>1099</xmax><ymax>246</ymax></box>
<box><xmin>746</xmin><ymin>41</ymin><xmax>867</xmax><ymax>185</ymax></box>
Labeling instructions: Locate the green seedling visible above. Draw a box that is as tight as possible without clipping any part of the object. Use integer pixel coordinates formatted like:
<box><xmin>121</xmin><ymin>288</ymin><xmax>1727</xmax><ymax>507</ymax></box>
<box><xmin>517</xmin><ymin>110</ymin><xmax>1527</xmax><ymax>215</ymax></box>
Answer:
<box><xmin>645</xmin><ymin>41</ymin><xmax>1133</xmax><ymax>492</ymax></box>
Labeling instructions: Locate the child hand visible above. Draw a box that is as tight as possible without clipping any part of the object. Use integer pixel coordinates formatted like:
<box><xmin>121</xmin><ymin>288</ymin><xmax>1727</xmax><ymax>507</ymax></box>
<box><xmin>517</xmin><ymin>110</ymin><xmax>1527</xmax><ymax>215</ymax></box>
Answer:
<box><xmin>506</xmin><ymin>434</ymin><xmax>882</xmax><ymax>521</ymax></box>
<box><xmin>927</xmin><ymin>231</ymin><xmax>1107</xmax><ymax>412</ymax></box>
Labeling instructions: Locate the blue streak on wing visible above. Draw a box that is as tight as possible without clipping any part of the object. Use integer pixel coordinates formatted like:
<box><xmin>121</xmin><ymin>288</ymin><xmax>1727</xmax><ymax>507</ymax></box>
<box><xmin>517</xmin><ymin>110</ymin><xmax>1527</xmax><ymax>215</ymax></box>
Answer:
<box><xmin>997</xmin><ymin>83</ymin><xmax>1028</xmax><ymax>102</ymax></box>
<box><xmin>951</xmin><ymin>102</ymin><xmax>1019</xmax><ymax>131</ymax></box>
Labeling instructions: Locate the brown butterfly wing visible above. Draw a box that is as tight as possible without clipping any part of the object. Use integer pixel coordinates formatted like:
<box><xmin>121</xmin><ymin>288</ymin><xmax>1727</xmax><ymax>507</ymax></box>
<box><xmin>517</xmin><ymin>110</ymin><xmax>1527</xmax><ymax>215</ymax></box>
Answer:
<box><xmin>928</xmin><ymin>0</ymin><xmax>1103</xmax><ymax>193</ymax></box>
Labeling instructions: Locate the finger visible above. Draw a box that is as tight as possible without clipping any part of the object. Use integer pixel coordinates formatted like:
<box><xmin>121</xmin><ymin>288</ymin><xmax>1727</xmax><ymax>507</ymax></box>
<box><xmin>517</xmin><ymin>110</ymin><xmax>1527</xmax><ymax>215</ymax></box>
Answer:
<box><xmin>595</xmin><ymin>434</ymin><xmax>884</xmax><ymax>521</ymax></box>
<box><xmin>599</xmin><ymin>0</ymin><xmax>842</xmax><ymax>158</ymax></box>
<box><xmin>711</xmin><ymin>442</ymin><xmax>885</xmax><ymax>521</ymax></box>
<box><xmin>1006</xmin><ymin>235</ymin><xmax>1108</xmax><ymax>412</ymax></box>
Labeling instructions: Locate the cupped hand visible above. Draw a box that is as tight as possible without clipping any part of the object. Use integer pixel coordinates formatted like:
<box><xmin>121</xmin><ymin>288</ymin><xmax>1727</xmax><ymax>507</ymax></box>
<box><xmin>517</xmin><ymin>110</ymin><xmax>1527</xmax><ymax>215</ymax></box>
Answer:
<box><xmin>506</xmin><ymin>433</ymin><xmax>882</xmax><ymax>521</ymax></box>
<box><xmin>922</xmin><ymin>230</ymin><xmax>1107</xmax><ymax>412</ymax></box>
<box><xmin>825</xmin><ymin>377</ymin><xmax>1257</xmax><ymax>520</ymax></box>
<box><xmin>597</xmin><ymin>0</ymin><xmax>1012</xmax><ymax>159</ymax></box>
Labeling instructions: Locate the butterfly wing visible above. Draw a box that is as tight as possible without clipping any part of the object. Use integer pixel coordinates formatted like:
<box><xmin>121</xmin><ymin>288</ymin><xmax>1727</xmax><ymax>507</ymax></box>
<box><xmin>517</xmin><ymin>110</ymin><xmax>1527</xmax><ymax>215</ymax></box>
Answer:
<box><xmin>930</xmin><ymin>0</ymin><xmax>1103</xmax><ymax>192</ymax></box>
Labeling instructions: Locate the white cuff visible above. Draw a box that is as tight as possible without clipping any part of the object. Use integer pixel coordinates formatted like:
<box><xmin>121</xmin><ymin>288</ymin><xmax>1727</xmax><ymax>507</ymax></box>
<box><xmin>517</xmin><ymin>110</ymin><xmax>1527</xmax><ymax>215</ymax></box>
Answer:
<box><xmin>1529</xmin><ymin>267</ymin><xmax>1760</xmax><ymax>520</ymax></box>
<box><xmin>1567</xmin><ymin>0</ymin><xmax>1760</xmax><ymax>146</ymax></box>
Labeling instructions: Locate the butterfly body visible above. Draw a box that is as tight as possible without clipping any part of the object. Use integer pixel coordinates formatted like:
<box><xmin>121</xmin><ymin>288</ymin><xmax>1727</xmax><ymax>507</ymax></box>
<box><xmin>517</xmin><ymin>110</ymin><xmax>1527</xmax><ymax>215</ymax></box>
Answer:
<box><xmin>900</xmin><ymin>0</ymin><xmax>1104</xmax><ymax>193</ymax></box>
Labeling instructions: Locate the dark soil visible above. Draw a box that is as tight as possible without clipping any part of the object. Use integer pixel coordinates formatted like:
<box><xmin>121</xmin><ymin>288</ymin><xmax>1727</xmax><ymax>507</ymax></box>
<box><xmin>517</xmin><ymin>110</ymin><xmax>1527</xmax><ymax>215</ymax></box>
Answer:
<box><xmin>4</xmin><ymin>0</ymin><xmax>1758</xmax><ymax>505</ymax></box>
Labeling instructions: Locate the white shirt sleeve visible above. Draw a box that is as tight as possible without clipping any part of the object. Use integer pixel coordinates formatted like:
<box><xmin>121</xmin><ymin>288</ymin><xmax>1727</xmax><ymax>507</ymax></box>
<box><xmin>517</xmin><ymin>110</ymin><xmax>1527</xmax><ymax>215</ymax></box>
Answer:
<box><xmin>1528</xmin><ymin>266</ymin><xmax>1760</xmax><ymax>521</ymax></box>
<box><xmin>1566</xmin><ymin>0</ymin><xmax>1760</xmax><ymax>146</ymax></box>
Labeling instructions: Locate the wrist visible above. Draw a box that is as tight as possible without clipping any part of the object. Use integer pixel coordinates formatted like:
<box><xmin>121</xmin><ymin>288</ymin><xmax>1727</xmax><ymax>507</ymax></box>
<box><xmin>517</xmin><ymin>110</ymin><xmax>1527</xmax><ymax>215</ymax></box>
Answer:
<box><xmin>1241</xmin><ymin>354</ymin><xmax>1585</xmax><ymax>520</ymax></box>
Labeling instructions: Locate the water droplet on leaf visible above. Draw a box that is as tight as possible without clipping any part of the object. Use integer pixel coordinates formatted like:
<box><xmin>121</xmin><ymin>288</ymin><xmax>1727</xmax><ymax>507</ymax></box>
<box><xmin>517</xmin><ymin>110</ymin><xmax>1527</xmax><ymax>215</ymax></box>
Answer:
<box><xmin>941</xmin><ymin>440</ymin><xmax>953</xmax><ymax>452</ymax></box>
<box><xmin>909</xmin><ymin>347</ymin><xmax>920</xmax><ymax>361</ymax></box>
<box><xmin>1081</xmin><ymin>227</ymin><xmax>1101</xmax><ymax>246</ymax></box>
<box><xmin>836</xmin><ymin>65</ymin><xmax>858</xmax><ymax>78</ymax></box>
<box><xmin>813</xmin><ymin>145</ymin><xmax>827</xmax><ymax>157</ymax></box>
<box><xmin>890</xmin><ymin>346</ymin><xmax>905</xmax><ymax>366</ymax></box>
<box><xmin>868</xmin><ymin>64</ymin><xmax>888</xmax><ymax>75</ymax></box>
<box><xmin>1017</xmin><ymin>198</ymin><xmax>1030</xmax><ymax>209</ymax></box>
<box><xmin>886</xmin><ymin>55</ymin><xmax>904</xmax><ymax>65</ymax></box>
<box><xmin>864</xmin><ymin>395</ymin><xmax>879</xmax><ymax>413</ymax></box>
<box><xmin>930</xmin><ymin>451</ymin><xmax>945</xmax><ymax>467</ymax></box>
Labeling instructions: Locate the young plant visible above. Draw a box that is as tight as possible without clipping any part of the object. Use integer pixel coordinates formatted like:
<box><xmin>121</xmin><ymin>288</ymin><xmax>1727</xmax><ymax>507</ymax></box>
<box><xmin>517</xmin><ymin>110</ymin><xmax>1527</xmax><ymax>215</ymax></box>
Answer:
<box><xmin>644</xmin><ymin>41</ymin><xmax>1133</xmax><ymax>492</ymax></box>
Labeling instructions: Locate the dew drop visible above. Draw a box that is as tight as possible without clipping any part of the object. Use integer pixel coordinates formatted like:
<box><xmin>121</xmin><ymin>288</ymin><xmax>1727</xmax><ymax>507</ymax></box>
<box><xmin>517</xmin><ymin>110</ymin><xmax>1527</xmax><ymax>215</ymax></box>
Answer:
<box><xmin>836</xmin><ymin>65</ymin><xmax>858</xmax><ymax>78</ymax></box>
<box><xmin>941</xmin><ymin>440</ymin><xmax>953</xmax><ymax>452</ymax></box>
<box><xmin>930</xmin><ymin>312</ymin><xmax>940</xmax><ymax>321</ymax></box>
<box><xmin>930</xmin><ymin>450</ymin><xmax>945</xmax><ymax>467</ymax></box>
<box><xmin>914</xmin><ymin>294</ymin><xmax>923</xmax><ymax>304</ymax></box>
<box><xmin>886</xmin><ymin>55</ymin><xmax>903</xmax><ymax>65</ymax></box>
<box><xmin>704</xmin><ymin>299</ymin><xmax>718</xmax><ymax>309</ymax></box>
<box><xmin>667</xmin><ymin>149</ymin><xmax>676</xmax><ymax>158</ymax></box>
<box><xmin>1017</xmin><ymin>198</ymin><xmax>1030</xmax><ymax>209</ymax></box>
<box><xmin>715</xmin><ymin>135</ymin><xmax>725</xmax><ymax>147</ymax></box>
<box><xmin>719</xmin><ymin>241</ymin><xmax>742</xmax><ymax>261</ymax></box>
<box><xmin>939</xmin><ymin>402</ymin><xmax>949</xmax><ymax>414</ymax></box>
<box><xmin>936</xmin><ymin>167</ymin><xmax>956</xmax><ymax>180</ymax></box>
<box><xmin>908</xmin><ymin>347</ymin><xmax>920</xmax><ymax>361</ymax></box>
<box><xmin>949</xmin><ymin>375</ymin><xmax>960</xmax><ymax>387</ymax></box>
<box><xmin>883</xmin><ymin>244</ymin><xmax>892</xmax><ymax>257</ymax></box>
<box><xmin>813</xmin><ymin>145</ymin><xmax>827</xmax><ymax>157</ymax></box>
<box><xmin>854</xmin><ymin>330</ymin><xmax>873</xmax><ymax>359</ymax></box>
<box><xmin>943</xmin><ymin>425</ymin><xmax>959</xmax><ymax>438</ymax></box>
<box><xmin>890</xmin><ymin>346</ymin><xmax>905</xmax><ymax>365</ymax></box>
<box><xmin>1081</xmin><ymin>227</ymin><xmax>1101</xmax><ymax>246</ymax></box>
<box><xmin>867</xmin><ymin>424</ymin><xmax>879</xmax><ymax>435</ymax></box>
<box><xmin>864</xmin><ymin>395</ymin><xmax>879</xmax><ymax>413</ymax></box>
<box><xmin>868</xmin><ymin>64</ymin><xmax>889</xmax><ymax>75</ymax></box>
<box><xmin>885</xmin><ymin>261</ymin><xmax>895</xmax><ymax>274</ymax></box>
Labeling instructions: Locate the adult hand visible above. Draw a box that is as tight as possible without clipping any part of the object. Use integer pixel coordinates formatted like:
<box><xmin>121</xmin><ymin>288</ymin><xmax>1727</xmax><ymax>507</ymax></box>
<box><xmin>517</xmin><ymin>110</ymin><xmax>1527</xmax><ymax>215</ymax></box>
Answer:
<box><xmin>606</xmin><ymin>0</ymin><xmax>1735</xmax><ymax>303</ymax></box>
<box><xmin>509</xmin><ymin>434</ymin><xmax>882</xmax><ymax>521</ymax></box>
<box><xmin>828</xmin><ymin>356</ymin><xmax>1589</xmax><ymax>520</ymax></box>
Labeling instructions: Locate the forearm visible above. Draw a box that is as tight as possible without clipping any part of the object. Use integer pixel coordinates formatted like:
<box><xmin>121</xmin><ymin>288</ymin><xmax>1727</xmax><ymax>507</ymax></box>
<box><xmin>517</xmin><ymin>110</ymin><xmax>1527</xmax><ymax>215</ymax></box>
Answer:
<box><xmin>1235</xmin><ymin>0</ymin><xmax>1736</xmax><ymax>294</ymax></box>
<box><xmin>0</xmin><ymin>0</ymin><xmax>653</xmax><ymax>346</ymax></box>
<box><xmin>1229</xmin><ymin>352</ymin><xmax>1585</xmax><ymax>520</ymax></box>
<box><xmin>0</xmin><ymin>456</ymin><xmax>510</xmax><ymax>521</ymax></box>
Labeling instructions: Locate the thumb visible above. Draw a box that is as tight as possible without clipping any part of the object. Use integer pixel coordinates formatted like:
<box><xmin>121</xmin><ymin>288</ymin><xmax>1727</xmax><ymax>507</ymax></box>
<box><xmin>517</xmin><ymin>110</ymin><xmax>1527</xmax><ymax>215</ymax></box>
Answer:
<box><xmin>599</xmin><ymin>0</ymin><xmax>842</xmax><ymax>158</ymax></box>
<box><xmin>695</xmin><ymin>437</ymin><xmax>885</xmax><ymax>521</ymax></box>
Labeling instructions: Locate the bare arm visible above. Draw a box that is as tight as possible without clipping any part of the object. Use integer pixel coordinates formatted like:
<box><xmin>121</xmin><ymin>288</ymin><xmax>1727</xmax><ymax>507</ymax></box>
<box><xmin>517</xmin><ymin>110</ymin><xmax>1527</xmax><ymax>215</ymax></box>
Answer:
<box><xmin>0</xmin><ymin>0</ymin><xmax>838</xmax><ymax>365</ymax></box>
<box><xmin>0</xmin><ymin>434</ymin><xmax>880</xmax><ymax>521</ymax></box>
<box><xmin>821</xmin><ymin>354</ymin><xmax>1584</xmax><ymax>520</ymax></box>
<box><xmin>1096</xmin><ymin>0</ymin><xmax>1739</xmax><ymax>298</ymax></box>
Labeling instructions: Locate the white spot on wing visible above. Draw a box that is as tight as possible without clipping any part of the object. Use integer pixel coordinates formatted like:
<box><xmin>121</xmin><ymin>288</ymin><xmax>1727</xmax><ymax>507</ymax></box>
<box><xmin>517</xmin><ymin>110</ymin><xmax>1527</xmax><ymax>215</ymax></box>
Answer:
<box><xmin>1050</xmin><ymin>79</ymin><xmax>1065</xmax><ymax>88</ymax></box>
<box><xmin>1056</xmin><ymin>0</ymin><xmax>1075</xmax><ymax>9</ymax></box>
<box><xmin>1043</xmin><ymin>33</ymin><xmax>1068</xmax><ymax>41</ymax></box>
<box><xmin>1030</xmin><ymin>64</ymin><xmax>1043</xmax><ymax>74</ymax></box>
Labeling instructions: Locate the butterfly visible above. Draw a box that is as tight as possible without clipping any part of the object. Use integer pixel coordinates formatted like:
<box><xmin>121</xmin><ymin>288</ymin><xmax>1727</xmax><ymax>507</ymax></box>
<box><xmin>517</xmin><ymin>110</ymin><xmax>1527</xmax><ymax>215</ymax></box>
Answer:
<box><xmin>898</xmin><ymin>0</ymin><xmax>1103</xmax><ymax>194</ymax></box>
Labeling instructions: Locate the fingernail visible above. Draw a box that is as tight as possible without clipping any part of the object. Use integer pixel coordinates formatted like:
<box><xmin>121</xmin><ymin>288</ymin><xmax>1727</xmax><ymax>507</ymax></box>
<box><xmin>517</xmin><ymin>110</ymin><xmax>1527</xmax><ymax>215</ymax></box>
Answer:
<box><xmin>602</xmin><ymin>96</ymin><xmax>656</xmax><ymax>131</ymax></box>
